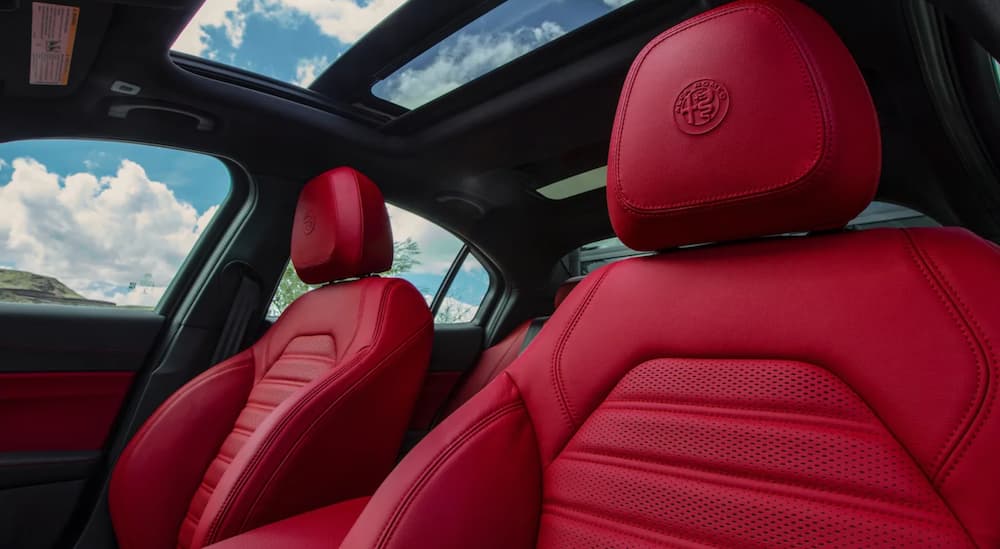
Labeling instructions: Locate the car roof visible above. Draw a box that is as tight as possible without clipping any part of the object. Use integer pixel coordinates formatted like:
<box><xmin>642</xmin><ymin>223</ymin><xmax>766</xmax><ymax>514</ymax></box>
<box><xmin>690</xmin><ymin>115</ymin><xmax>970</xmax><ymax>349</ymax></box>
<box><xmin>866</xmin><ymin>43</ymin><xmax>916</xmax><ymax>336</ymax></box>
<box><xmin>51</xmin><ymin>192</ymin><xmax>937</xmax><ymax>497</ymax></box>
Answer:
<box><xmin>1</xmin><ymin>0</ymin><xmax>999</xmax><ymax>285</ymax></box>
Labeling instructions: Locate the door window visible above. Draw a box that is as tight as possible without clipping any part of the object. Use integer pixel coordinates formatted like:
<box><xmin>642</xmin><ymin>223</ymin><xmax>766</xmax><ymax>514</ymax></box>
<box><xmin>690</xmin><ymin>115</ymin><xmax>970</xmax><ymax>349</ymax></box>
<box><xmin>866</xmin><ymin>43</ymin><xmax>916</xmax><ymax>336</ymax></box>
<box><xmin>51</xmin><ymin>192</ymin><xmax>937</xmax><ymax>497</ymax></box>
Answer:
<box><xmin>0</xmin><ymin>140</ymin><xmax>230</xmax><ymax>309</ymax></box>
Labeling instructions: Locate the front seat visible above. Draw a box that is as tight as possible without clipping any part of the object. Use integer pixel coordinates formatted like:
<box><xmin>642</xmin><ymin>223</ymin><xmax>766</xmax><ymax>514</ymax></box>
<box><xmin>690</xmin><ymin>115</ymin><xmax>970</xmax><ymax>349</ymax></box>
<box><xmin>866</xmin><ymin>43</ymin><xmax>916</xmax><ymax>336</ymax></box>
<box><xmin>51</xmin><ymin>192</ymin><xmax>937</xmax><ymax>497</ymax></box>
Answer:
<box><xmin>331</xmin><ymin>1</ymin><xmax>1000</xmax><ymax>547</ymax></box>
<box><xmin>109</xmin><ymin>167</ymin><xmax>433</xmax><ymax>549</ymax></box>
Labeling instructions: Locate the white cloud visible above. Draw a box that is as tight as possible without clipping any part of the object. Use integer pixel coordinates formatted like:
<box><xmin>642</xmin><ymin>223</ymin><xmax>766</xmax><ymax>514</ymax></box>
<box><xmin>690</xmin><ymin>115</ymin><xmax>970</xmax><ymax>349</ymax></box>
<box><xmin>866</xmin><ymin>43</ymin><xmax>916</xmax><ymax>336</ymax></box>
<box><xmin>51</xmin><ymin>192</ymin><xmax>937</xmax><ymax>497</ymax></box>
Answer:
<box><xmin>603</xmin><ymin>0</ymin><xmax>634</xmax><ymax>7</ymax></box>
<box><xmin>376</xmin><ymin>21</ymin><xmax>566</xmax><ymax>109</ymax></box>
<box><xmin>172</xmin><ymin>0</ymin><xmax>244</xmax><ymax>57</ymax></box>
<box><xmin>293</xmin><ymin>55</ymin><xmax>330</xmax><ymax>87</ymax></box>
<box><xmin>386</xmin><ymin>204</ymin><xmax>463</xmax><ymax>275</ymax></box>
<box><xmin>258</xmin><ymin>0</ymin><xmax>406</xmax><ymax>44</ymax></box>
<box><xmin>0</xmin><ymin>159</ymin><xmax>7</xmax><ymax>171</ymax></box>
<box><xmin>0</xmin><ymin>158</ymin><xmax>219</xmax><ymax>308</ymax></box>
<box><xmin>173</xmin><ymin>0</ymin><xmax>405</xmax><ymax>57</ymax></box>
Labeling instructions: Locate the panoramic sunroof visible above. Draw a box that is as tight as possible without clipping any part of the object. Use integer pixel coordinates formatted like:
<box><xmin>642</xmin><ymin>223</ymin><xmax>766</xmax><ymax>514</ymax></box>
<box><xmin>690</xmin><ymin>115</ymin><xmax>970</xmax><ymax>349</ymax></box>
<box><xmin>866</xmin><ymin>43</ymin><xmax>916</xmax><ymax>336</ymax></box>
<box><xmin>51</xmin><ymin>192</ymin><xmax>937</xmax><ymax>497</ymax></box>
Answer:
<box><xmin>171</xmin><ymin>0</ymin><xmax>408</xmax><ymax>88</ymax></box>
<box><xmin>372</xmin><ymin>0</ymin><xmax>637</xmax><ymax>110</ymax></box>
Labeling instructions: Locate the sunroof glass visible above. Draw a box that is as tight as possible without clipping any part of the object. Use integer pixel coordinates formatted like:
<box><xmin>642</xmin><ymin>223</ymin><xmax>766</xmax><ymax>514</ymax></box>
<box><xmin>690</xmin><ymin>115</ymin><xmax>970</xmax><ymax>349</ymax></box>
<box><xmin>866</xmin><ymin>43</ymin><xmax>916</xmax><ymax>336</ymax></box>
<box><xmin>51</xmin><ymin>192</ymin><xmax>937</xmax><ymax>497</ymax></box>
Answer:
<box><xmin>537</xmin><ymin>166</ymin><xmax>607</xmax><ymax>199</ymax></box>
<box><xmin>372</xmin><ymin>0</ymin><xmax>637</xmax><ymax>110</ymax></box>
<box><xmin>171</xmin><ymin>0</ymin><xmax>408</xmax><ymax>88</ymax></box>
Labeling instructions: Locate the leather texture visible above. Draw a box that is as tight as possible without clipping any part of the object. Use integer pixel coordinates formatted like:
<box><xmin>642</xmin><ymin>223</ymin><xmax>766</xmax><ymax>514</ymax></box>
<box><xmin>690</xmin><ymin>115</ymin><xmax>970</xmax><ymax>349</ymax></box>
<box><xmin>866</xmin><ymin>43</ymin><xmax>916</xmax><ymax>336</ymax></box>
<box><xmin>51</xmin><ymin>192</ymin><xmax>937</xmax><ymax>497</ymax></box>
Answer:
<box><xmin>407</xmin><ymin>371</ymin><xmax>464</xmax><ymax>430</ymax></box>
<box><xmin>553</xmin><ymin>276</ymin><xmax>583</xmax><ymax>310</ymax></box>
<box><xmin>441</xmin><ymin>320</ymin><xmax>532</xmax><ymax>418</ymax></box>
<box><xmin>442</xmin><ymin>277</ymin><xmax>584</xmax><ymax>418</ymax></box>
<box><xmin>291</xmin><ymin>167</ymin><xmax>393</xmax><ymax>284</ymax></box>
<box><xmin>205</xmin><ymin>497</ymin><xmax>370</xmax><ymax>549</ymax></box>
<box><xmin>608</xmin><ymin>0</ymin><xmax>880</xmax><ymax>251</ymax></box>
<box><xmin>344</xmin><ymin>228</ymin><xmax>1000</xmax><ymax>548</ymax></box>
<box><xmin>0</xmin><ymin>372</ymin><xmax>133</xmax><ymax>451</ymax></box>
<box><xmin>110</xmin><ymin>168</ymin><xmax>433</xmax><ymax>549</ymax></box>
<box><xmin>335</xmin><ymin>2</ymin><xmax>1000</xmax><ymax>548</ymax></box>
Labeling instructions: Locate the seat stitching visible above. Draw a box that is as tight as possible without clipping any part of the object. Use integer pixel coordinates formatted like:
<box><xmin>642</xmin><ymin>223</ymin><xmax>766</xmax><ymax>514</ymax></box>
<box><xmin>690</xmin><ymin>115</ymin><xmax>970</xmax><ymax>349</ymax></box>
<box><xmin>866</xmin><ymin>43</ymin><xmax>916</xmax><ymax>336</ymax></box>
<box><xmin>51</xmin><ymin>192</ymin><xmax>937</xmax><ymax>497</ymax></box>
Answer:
<box><xmin>613</xmin><ymin>4</ymin><xmax>826</xmax><ymax>214</ymax></box>
<box><xmin>558</xmin><ymin>449</ymin><xmax>931</xmax><ymax>511</ymax></box>
<box><xmin>238</xmin><ymin>319</ymin><xmax>433</xmax><ymax>531</ymax></box>
<box><xmin>202</xmin><ymin>282</ymin><xmax>399</xmax><ymax>544</ymax></box>
<box><xmin>543</xmin><ymin>505</ymin><xmax>715</xmax><ymax>549</ymax></box>
<box><xmin>901</xmin><ymin>230</ymin><xmax>988</xmax><ymax>478</ymax></box>
<box><xmin>601</xmin><ymin>398</ymin><xmax>873</xmax><ymax>427</ymax></box>
<box><xmin>552</xmin><ymin>265</ymin><xmax>615</xmax><ymax>431</ymax></box>
<box><xmin>376</xmin><ymin>403</ymin><xmax>524</xmax><ymax>549</ymax></box>
<box><xmin>556</xmin><ymin>453</ymin><xmax>963</xmax><ymax>530</ymax></box>
<box><xmin>910</xmin><ymin>233</ymin><xmax>997</xmax><ymax>484</ymax></box>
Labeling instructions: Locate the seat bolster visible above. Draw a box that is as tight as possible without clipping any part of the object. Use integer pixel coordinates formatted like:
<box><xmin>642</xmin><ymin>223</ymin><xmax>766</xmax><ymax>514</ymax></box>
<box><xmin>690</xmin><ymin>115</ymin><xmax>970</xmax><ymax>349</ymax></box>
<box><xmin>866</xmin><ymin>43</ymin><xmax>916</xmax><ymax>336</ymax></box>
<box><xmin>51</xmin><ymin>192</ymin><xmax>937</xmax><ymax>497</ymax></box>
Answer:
<box><xmin>109</xmin><ymin>351</ymin><xmax>256</xmax><ymax>549</ymax></box>
<box><xmin>204</xmin><ymin>497</ymin><xmax>370</xmax><ymax>549</ymax></box>
<box><xmin>906</xmin><ymin>227</ymin><xmax>1000</xmax><ymax>547</ymax></box>
<box><xmin>341</xmin><ymin>374</ymin><xmax>541</xmax><ymax>549</ymax></box>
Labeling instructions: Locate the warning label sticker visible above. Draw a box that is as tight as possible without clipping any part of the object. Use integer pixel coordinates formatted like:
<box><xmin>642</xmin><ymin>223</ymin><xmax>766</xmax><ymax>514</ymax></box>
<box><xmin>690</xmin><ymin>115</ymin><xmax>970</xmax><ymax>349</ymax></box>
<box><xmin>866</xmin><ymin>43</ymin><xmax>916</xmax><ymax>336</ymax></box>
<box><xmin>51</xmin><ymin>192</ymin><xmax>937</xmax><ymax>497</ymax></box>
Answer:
<box><xmin>30</xmin><ymin>2</ymin><xmax>80</xmax><ymax>86</ymax></box>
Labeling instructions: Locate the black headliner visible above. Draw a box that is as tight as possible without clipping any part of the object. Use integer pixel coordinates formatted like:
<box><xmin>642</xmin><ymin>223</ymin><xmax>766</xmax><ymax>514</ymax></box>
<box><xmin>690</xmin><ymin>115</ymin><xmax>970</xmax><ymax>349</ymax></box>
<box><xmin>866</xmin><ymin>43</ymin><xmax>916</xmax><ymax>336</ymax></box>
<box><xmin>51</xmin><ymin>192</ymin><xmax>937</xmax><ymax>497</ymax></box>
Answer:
<box><xmin>1</xmin><ymin>0</ymin><xmax>999</xmax><ymax>293</ymax></box>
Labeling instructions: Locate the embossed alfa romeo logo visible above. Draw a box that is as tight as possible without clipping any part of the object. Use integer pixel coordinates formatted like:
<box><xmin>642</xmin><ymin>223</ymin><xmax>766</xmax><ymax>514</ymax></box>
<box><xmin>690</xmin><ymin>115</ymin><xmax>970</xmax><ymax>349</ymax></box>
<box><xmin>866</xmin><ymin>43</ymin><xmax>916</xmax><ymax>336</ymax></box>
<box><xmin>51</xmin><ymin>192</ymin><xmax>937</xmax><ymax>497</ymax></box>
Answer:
<box><xmin>674</xmin><ymin>79</ymin><xmax>731</xmax><ymax>135</ymax></box>
<box><xmin>302</xmin><ymin>211</ymin><xmax>316</xmax><ymax>235</ymax></box>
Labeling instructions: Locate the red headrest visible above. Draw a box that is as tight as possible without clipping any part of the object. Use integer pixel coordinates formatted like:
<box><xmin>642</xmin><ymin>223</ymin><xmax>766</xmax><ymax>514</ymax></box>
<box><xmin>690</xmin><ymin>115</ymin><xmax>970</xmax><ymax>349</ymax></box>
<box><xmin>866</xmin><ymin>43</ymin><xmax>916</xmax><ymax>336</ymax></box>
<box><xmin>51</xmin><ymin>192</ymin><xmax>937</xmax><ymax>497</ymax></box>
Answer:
<box><xmin>608</xmin><ymin>0</ymin><xmax>881</xmax><ymax>251</ymax></box>
<box><xmin>554</xmin><ymin>276</ymin><xmax>584</xmax><ymax>310</ymax></box>
<box><xmin>291</xmin><ymin>167</ymin><xmax>393</xmax><ymax>284</ymax></box>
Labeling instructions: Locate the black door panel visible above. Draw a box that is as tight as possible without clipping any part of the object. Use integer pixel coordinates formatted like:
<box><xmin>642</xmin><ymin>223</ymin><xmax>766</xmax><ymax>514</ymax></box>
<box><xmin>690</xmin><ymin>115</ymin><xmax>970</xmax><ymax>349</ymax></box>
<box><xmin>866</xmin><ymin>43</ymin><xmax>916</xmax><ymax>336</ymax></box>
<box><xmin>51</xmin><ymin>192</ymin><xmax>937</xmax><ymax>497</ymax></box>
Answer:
<box><xmin>0</xmin><ymin>305</ymin><xmax>163</xmax><ymax>549</ymax></box>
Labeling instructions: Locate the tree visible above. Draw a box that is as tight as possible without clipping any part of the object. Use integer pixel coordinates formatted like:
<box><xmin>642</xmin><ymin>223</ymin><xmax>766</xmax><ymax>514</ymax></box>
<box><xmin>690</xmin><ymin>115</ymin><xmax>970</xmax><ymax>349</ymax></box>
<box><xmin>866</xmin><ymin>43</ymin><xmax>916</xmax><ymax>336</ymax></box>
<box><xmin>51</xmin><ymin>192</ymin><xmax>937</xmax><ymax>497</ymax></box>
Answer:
<box><xmin>386</xmin><ymin>238</ymin><xmax>420</xmax><ymax>276</ymax></box>
<box><xmin>268</xmin><ymin>238</ymin><xmax>422</xmax><ymax>317</ymax></box>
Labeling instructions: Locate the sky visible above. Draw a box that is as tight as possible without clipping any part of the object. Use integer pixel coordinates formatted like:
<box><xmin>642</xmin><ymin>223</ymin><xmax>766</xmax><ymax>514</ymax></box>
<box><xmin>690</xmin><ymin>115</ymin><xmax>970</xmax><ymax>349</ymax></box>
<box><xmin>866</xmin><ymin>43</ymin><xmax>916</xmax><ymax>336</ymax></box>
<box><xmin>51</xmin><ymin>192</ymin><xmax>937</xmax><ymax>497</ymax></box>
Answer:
<box><xmin>171</xmin><ymin>0</ymin><xmax>634</xmax><ymax>108</ymax></box>
<box><xmin>0</xmin><ymin>139</ymin><xmax>487</xmax><ymax>312</ymax></box>
<box><xmin>0</xmin><ymin>140</ymin><xmax>228</xmax><ymax>307</ymax></box>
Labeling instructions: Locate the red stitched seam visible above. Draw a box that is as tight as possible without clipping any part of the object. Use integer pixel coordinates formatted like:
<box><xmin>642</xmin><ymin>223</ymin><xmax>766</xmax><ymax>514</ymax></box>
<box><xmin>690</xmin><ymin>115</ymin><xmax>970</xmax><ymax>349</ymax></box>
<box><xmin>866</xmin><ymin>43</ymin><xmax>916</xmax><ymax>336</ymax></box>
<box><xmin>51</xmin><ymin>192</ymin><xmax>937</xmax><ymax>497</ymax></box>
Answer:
<box><xmin>375</xmin><ymin>403</ymin><xmax>524</xmax><ymax>549</ymax></box>
<box><xmin>913</xmin><ymin>236</ymin><xmax>997</xmax><ymax>485</ymax></box>
<box><xmin>901</xmin><ymin>230</ymin><xmax>987</xmax><ymax>478</ymax></box>
<box><xmin>614</xmin><ymin>4</ymin><xmax>826</xmax><ymax>214</ymax></box>
<box><xmin>552</xmin><ymin>265</ymin><xmax>615</xmax><ymax>430</ymax></box>
<box><xmin>598</xmin><ymin>401</ymin><xmax>875</xmax><ymax>432</ymax></box>
<box><xmin>558</xmin><ymin>449</ymin><xmax>930</xmax><ymax>511</ymax></box>
<box><xmin>542</xmin><ymin>505</ymin><xmax>706</xmax><ymax>549</ymax></box>
<box><xmin>601</xmin><ymin>397</ymin><xmax>871</xmax><ymax>424</ymax></box>
<box><xmin>556</xmin><ymin>452</ymin><xmax>963</xmax><ymax>530</ymax></box>
<box><xmin>238</xmin><ymin>319</ymin><xmax>432</xmax><ymax>531</ymax></box>
<box><xmin>202</xmin><ymin>282</ymin><xmax>401</xmax><ymax>544</ymax></box>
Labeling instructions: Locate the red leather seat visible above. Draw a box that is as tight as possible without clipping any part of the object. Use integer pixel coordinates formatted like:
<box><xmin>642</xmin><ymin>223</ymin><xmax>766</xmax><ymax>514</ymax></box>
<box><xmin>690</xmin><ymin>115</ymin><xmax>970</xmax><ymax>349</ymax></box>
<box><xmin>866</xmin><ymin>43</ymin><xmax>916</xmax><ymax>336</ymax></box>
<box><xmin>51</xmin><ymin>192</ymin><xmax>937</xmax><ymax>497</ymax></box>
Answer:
<box><xmin>109</xmin><ymin>167</ymin><xmax>432</xmax><ymax>549</ymax></box>
<box><xmin>208</xmin><ymin>1</ymin><xmax>1000</xmax><ymax>547</ymax></box>
<box><xmin>440</xmin><ymin>277</ymin><xmax>583</xmax><ymax>417</ymax></box>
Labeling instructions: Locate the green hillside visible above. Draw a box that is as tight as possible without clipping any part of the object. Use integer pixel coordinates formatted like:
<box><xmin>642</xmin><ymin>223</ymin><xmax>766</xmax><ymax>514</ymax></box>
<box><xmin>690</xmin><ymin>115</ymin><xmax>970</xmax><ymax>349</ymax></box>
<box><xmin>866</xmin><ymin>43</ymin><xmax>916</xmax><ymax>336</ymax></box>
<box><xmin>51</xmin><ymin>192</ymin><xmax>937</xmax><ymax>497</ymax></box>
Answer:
<box><xmin>0</xmin><ymin>268</ymin><xmax>114</xmax><ymax>306</ymax></box>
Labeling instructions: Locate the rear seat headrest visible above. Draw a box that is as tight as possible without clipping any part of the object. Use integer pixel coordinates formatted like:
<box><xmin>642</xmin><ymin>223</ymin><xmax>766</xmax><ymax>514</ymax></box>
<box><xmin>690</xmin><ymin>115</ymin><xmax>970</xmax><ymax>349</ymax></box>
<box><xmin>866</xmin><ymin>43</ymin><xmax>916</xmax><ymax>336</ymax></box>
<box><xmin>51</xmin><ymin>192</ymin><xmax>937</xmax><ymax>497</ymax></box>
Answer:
<box><xmin>607</xmin><ymin>0</ymin><xmax>881</xmax><ymax>251</ymax></box>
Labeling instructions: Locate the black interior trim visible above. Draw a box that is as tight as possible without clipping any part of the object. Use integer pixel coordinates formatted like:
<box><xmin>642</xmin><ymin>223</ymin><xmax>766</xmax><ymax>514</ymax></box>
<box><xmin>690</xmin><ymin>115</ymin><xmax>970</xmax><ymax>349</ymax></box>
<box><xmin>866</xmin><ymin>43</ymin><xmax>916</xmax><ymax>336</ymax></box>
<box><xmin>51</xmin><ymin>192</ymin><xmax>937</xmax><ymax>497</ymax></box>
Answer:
<box><xmin>907</xmin><ymin>1</ymin><xmax>1000</xmax><ymax>239</ymax></box>
<box><xmin>431</xmin><ymin>245</ymin><xmax>469</xmax><ymax>317</ymax></box>
<box><xmin>0</xmin><ymin>305</ymin><xmax>163</xmax><ymax>372</ymax></box>
<box><xmin>0</xmin><ymin>452</ymin><xmax>98</xmax><ymax>490</ymax></box>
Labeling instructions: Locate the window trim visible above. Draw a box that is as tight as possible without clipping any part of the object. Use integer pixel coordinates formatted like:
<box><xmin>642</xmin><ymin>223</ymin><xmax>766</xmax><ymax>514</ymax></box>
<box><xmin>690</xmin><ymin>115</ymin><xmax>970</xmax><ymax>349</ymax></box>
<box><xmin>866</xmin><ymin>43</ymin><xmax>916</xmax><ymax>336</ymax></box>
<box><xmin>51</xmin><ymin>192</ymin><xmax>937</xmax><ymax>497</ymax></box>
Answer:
<box><xmin>430</xmin><ymin>245</ymin><xmax>469</xmax><ymax>317</ymax></box>
<box><xmin>428</xmin><ymin>244</ymin><xmax>497</xmax><ymax>325</ymax></box>
<box><xmin>156</xmin><ymin>156</ymin><xmax>248</xmax><ymax>317</ymax></box>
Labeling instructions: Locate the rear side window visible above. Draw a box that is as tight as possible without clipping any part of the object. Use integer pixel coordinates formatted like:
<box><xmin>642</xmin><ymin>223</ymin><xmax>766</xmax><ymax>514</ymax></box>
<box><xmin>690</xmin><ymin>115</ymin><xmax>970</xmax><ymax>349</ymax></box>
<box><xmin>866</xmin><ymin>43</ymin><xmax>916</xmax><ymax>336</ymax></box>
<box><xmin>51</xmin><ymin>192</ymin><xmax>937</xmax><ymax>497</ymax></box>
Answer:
<box><xmin>269</xmin><ymin>205</ymin><xmax>492</xmax><ymax>323</ymax></box>
<box><xmin>0</xmin><ymin>140</ymin><xmax>230</xmax><ymax>310</ymax></box>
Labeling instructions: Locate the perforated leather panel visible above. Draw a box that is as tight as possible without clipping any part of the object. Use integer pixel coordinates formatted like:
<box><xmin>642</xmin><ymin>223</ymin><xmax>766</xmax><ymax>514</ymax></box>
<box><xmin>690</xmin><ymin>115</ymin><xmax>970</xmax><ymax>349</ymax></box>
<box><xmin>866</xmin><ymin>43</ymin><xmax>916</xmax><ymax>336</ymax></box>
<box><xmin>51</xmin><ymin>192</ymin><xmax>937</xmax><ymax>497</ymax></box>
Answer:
<box><xmin>539</xmin><ymin>359</ymin><xmax>973</xmax><ymax>548</ymax></box>
<box><xmin>178</xmin><ymin>335</ymin><xmax>336</xmax><ymax>549</ymax></box>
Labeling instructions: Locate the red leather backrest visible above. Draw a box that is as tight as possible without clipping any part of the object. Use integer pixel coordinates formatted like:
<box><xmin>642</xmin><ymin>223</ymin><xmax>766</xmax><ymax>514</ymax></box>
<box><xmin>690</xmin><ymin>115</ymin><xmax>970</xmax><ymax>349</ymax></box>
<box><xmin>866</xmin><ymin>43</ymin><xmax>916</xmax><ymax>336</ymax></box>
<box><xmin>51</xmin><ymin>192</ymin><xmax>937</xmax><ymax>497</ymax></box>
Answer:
<box><xmin>291</xmin><ymin>167</ymin><xmax>392</xmax><ymax>284</ymax></box>
<box><xmin>608</xmin><ymin>0</ymin><xmax>880</xmax><ymax>250</ymax></box>
<box><xmin>553</xmin><ymin>277</ymin><xmax>583</xmax><ymax>310</ymax></box>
